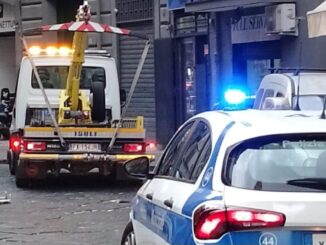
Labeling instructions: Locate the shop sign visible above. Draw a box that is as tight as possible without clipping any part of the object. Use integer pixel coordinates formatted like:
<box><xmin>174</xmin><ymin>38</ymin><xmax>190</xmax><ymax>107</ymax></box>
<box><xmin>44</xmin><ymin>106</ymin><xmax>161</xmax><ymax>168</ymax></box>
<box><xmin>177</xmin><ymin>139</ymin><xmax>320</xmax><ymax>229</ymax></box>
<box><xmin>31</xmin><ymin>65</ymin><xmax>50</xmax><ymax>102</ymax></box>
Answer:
<box><xmin>167</xmin><ymin>0</ymin><xmax>186</xmax><ymax>10</ymax></box>
<box><xmin>0</xmin><ymin>4</ymin><xmax>16</xmax><ymax>33</ymax></box>
<box><xmin>231</xmin><ymin>14</ymin><xmax>279</xmax><ymax>44</ymax></box>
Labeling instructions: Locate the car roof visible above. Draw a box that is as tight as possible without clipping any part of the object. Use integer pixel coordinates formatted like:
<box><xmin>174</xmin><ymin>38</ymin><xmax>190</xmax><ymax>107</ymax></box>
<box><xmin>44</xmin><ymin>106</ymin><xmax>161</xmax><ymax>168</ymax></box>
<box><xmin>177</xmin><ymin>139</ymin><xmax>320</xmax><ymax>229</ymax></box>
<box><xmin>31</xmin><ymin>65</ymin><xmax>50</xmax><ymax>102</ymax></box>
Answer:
<box><xmin>263</xmin><ymin>73</ymin><xmax>326</xmax><ymax>95</ymax></box>
<box><xmin>194</xmin><ymin>109</ymin><xmax>326</xmax><ymax>145</ymax></box>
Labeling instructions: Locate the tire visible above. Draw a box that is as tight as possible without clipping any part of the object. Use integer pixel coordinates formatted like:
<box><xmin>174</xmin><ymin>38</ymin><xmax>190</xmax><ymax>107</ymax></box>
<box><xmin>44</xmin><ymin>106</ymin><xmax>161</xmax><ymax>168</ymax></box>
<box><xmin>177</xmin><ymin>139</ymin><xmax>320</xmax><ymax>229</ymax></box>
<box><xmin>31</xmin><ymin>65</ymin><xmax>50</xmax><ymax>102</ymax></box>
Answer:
<box><xmin>121</xmin><ymin>222</ymin><xmax>136</xmax><ymax>245</ymax></box>
<box><xmin>91</xmin><ymin>81</ymin><xmax>105</xmax><ymax>122</ymax></box>
<box><xmin>15</xmin><ymin>177</ymin><xmax>29</xmax><ymax>188</ymax></box>
<box><xmin>7</xmin><ymin>151</ymin><xmax>15</xmax><ymax>175</ymax></box>
<box><xmin>15</xmin><ymin>159</ymin><xmax>29</xmax><ymax>188</ymax></box>
<box><xmin>2</xmin><ymin>128</ymin><xmax>10</xmax><ymax>140</ymax></box>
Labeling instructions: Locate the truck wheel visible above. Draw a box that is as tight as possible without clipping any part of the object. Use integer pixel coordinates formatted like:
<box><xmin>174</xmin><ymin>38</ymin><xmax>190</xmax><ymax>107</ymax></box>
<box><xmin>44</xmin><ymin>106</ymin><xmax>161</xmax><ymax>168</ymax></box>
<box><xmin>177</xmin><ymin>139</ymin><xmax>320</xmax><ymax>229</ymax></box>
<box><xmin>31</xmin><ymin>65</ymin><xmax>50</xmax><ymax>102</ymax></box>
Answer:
<box><xmin>16</xmin><ymin>177</ymin><xmax>29</xmax><ymax>188</ymax></box>
<box><xmin>121</xmin><ymin>222</ymin><xmax>136</xmax><ymax>245</ymax></box>
<box><xmin>91</xmin><ymin>81</ymin><xmax>105</xmax><ymax>122</ymax></box>
<box><xmin>7</xmin><ymin>151</ymin><xmax>15</xmax><ymax>175</ymax></box>
<box><xmin>15</xmin><ymin>159</ymin><xmax>29</xmax><ymax>188</ymax></box>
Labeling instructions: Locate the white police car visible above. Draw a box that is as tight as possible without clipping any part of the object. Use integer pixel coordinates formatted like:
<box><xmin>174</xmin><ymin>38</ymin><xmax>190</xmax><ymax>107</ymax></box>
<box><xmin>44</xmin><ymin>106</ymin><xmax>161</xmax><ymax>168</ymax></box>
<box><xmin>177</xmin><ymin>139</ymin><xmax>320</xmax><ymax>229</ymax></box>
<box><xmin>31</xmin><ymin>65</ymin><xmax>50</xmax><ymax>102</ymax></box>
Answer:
<box><xmin>121</xmin><ymin>109</ymin><xmax>326</xmax><ymax>245</ymax></box>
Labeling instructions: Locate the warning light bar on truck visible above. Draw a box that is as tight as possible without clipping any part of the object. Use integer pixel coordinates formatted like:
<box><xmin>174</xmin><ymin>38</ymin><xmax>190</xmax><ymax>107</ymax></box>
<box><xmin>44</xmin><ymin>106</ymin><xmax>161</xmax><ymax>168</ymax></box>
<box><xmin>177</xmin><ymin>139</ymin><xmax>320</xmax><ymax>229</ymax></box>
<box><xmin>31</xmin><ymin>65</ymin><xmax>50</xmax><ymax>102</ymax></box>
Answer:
<box><xmin>28</xmin><ymin>46</ymin><xmax>73</xmax><ymax>56</ymax></box>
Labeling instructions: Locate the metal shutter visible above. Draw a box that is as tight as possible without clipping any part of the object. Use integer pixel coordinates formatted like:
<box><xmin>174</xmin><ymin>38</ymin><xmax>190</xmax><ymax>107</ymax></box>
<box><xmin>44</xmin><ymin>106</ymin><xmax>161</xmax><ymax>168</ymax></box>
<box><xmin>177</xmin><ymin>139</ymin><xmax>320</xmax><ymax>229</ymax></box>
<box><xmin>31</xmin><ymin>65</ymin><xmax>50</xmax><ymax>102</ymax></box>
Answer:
<box><xmin>118</xmin><ymin>22</ymin><xmax>156</xmax><ymax>140</ymax></box>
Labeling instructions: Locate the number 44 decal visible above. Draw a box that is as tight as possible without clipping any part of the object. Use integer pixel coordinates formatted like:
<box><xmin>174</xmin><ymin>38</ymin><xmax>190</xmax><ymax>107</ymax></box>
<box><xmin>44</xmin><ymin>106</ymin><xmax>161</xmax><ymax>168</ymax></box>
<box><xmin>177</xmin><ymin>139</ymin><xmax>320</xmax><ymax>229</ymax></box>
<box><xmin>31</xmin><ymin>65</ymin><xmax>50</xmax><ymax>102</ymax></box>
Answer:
<box><xmin>259</xmin><ymin>233</ymin><xmax>277</xmax><ymax>245</ymax></box>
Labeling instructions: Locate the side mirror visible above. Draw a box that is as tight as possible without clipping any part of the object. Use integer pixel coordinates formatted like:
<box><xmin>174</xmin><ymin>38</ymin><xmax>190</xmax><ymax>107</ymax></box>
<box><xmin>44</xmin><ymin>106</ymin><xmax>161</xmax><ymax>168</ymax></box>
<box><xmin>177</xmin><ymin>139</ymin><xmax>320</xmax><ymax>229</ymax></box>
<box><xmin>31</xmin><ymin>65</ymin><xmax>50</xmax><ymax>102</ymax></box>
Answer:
<box><xmin>123</xmin><ymin>156</ymin><xmax>150</xmax><ymax>179</ymax></box>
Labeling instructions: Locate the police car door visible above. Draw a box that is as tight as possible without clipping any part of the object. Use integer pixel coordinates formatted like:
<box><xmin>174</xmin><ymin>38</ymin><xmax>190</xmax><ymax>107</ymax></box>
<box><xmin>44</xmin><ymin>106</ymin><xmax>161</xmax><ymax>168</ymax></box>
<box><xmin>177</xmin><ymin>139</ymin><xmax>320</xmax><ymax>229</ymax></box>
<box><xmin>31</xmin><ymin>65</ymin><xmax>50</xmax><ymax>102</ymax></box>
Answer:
<box><xmin>150</xmin><ymin>120</ymin><xmax>211</xmax><ymax>244</ymax></box>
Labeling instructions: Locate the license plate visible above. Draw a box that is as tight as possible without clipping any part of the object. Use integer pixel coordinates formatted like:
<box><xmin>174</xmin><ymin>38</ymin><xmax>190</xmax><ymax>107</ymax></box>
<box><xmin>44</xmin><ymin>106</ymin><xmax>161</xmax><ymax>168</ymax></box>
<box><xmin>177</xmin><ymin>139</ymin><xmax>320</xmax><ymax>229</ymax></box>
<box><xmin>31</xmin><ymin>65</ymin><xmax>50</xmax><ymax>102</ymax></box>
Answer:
<box><xmin>69</xmin><ymin>143</ymin><xmax>101</xmax><ymax>152</ymax></box>
<box><xmin>313</xmin><ymin>234</ymin><xmax>326</xmax><ymax>245</ymax></box>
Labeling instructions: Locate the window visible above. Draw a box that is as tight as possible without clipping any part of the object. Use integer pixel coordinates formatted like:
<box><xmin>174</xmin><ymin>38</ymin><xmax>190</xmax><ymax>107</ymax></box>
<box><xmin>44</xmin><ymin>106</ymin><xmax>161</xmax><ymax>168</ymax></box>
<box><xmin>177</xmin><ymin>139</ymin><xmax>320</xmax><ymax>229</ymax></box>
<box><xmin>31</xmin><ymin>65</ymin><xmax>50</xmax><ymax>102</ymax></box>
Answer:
<box><xmin>253</xmin><ymin>88</ymin><xmax>264</xmax><ymax>109</ymax></box>
<box><xmin>174</xmin><ymin>122</ymin><xmax>210</xmax><ymax>181</ymax></box>
<box><xmin>156</xmin><ymin>122</ymin><xmax>194</xmax><ymax>177</ymax></box>
<box><xmin>190</xmin><ymin>137</ymin><xmax>212</xmax><ymax>181</ymax></box>
<box><xmin>259</xmin><ymin>89</ymin><xmax>274</xmax><ymax>108</ymax></box>
<box><xmin>116</xmin><ymin>0</ymin><xmax>153</xmax><ymax>23</ymax></box>
<box><xmin>225</xmin><ymin>134</ymin><xmax>326</xmax><ymax>192</ymax></box>
<box><xmin>32</xmin><ymin>66</ymin><xmax>106</xmax><ymax>89</ymax></box>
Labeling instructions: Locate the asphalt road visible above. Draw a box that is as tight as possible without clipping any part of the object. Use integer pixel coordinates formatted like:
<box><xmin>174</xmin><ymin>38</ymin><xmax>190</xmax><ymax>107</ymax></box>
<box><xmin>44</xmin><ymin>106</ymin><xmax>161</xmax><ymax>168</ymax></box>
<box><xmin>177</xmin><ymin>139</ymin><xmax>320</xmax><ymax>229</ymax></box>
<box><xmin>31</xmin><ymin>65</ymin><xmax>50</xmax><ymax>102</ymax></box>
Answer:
<box><xmin>0</xmin><ymin>140</ymin><xmax>142</xmax><ymax>245</ymax></box>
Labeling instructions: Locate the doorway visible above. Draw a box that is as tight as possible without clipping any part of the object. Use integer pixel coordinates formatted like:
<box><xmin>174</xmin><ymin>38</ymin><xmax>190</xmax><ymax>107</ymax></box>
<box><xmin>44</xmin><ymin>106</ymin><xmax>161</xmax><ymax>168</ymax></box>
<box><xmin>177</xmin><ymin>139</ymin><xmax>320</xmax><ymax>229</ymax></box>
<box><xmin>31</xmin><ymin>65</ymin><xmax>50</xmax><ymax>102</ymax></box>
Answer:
<box><xmin>176</xmin><ymin>35</ymin><xmax>209</xmax><ymax>124</ymax></box>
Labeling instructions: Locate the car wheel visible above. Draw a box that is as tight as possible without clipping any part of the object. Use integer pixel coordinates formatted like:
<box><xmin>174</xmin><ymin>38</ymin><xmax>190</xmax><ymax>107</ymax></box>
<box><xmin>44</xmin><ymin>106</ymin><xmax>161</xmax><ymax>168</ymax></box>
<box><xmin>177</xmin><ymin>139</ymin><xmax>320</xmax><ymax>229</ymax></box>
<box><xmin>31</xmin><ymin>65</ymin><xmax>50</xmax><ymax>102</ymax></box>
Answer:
<box><xmin>91</xmin><ymin>81</ymin><xmax>105</xmax><ymax>122</ymax></box>
<box><xmin>121</xmin><ymin>222</ymin><xmax>136</xmax><ymax>245</ymax></box>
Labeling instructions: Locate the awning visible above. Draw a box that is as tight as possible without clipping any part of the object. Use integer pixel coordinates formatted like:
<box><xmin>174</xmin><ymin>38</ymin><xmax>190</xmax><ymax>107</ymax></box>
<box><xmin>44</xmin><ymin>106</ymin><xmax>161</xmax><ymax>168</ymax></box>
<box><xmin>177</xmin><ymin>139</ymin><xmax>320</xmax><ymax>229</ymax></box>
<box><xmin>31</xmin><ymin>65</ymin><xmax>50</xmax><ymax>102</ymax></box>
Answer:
<box><xmin>185</xmin><ymin>0</ymin><xmax>296</xmax><ymax>12</ymax></box>
<box><xmin>307</xmin><ymin>1</ymin><xmax>326</xmax><ymax>38</ymax></box>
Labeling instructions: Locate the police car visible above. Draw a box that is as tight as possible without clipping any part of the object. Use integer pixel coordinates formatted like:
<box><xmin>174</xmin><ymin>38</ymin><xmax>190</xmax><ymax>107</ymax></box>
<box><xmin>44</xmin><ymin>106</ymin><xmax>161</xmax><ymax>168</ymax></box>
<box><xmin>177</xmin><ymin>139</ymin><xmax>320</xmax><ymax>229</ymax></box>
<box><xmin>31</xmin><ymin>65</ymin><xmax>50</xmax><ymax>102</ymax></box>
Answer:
<box><xmin>121</xmin><ymin>109</ymin><xmax>326</xmax><ymax>245</ymax></box>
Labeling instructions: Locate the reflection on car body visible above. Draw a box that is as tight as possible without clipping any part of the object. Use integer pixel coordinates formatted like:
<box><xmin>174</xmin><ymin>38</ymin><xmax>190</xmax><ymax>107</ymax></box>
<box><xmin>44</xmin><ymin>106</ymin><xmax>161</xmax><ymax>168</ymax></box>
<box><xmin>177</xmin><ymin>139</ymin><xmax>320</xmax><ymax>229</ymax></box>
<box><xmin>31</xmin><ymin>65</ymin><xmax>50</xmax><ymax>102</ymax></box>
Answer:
<box><xmin>121</xmin><ymin>109</ymin><xmax>326</xmax><ymax>245</ymax></box>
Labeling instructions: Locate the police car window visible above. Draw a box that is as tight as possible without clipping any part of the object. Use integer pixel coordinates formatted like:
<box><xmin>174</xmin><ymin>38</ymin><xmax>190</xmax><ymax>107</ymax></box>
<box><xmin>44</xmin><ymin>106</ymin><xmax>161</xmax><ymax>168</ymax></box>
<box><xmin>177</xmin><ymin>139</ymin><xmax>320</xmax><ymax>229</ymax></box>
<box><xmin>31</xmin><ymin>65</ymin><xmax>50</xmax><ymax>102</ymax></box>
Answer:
<box><xmin>260</xmin><ymin>89</ymin><xmax>274</xmax><ymax>108</ymax></box>
<box><xmin>190</xmin><ymin>135</ymin><xmax>212</xmax><ymax>181</ymax></box>
<box><xmin>225</xmin><ymin>134</ymin><xmax>326</xmax><ymax>192</ymax></box>
<box><xmin>32</xmin><ymin>66</ymin><xmax>106</xmax><ymax>89</ymax></box>
<box><xmin>174</xmin><ymin>122</ymin><xmax>210</xmax><ymax>181</ymax></box>
<box><xmin>253</xmin><ymin>88</ymin><xmax>264</xmax><ymax>109</ymax></box>
<box><xmin>157</xmin><ymin>122</ymin><xmax>194</xmax><ymax>177</ymax></box>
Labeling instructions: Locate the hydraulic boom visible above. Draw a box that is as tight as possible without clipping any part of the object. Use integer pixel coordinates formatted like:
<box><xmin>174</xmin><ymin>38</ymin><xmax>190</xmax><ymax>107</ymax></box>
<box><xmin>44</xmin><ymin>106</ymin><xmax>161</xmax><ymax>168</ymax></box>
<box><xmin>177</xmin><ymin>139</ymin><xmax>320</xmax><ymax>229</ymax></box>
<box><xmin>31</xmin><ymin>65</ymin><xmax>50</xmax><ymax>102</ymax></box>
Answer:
<box><xmin>58</xmin><ymin>2</ymin><xmax>91</xmax><ymax>125</ymax></box>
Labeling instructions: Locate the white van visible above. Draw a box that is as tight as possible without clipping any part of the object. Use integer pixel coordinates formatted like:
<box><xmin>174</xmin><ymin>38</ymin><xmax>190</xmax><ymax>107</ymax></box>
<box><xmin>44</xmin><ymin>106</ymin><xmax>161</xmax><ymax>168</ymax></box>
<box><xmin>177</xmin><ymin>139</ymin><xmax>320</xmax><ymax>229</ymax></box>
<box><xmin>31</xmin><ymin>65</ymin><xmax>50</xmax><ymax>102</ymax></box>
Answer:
<box><xmin>253</xmin><ymin>70</ymin><xmax>326</xmax><ymax>111</ymax></box>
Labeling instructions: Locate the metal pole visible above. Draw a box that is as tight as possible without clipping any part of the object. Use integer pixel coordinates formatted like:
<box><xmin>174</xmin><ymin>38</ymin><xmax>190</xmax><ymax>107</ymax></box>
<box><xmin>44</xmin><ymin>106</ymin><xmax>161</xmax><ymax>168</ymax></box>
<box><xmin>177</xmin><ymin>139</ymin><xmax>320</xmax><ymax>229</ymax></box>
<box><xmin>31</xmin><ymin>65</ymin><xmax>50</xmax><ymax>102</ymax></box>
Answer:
<box><xmin>21</xmin><ymin>37</ymin><xmax>66</xmax><ymax>148</ymax></box>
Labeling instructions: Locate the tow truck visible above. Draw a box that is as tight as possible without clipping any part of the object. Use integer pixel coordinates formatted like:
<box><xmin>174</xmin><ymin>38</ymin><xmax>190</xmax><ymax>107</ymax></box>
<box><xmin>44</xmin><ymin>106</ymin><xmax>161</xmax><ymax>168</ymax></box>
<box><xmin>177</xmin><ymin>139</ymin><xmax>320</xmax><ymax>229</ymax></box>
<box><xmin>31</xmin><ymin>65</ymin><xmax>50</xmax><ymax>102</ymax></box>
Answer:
<box><xmin>8</xmin><ymin>1</ymin><xmax>155</xmax><ymax>187</ymax></box>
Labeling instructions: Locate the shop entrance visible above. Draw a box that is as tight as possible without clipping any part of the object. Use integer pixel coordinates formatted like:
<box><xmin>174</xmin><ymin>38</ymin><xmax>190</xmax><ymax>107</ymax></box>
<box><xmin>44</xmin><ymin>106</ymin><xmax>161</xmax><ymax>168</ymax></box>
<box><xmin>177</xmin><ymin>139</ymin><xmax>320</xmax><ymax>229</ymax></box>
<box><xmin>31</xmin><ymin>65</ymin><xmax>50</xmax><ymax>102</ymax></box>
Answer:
<box><xmin>233</xmin><ymin>41</ymin><xmax>281</xmax><ymax>96</ymax></box>
<box><xmin>176</xmin><ymin>35</ymin><xmax>209</xmax><ymax>124</ymax></box>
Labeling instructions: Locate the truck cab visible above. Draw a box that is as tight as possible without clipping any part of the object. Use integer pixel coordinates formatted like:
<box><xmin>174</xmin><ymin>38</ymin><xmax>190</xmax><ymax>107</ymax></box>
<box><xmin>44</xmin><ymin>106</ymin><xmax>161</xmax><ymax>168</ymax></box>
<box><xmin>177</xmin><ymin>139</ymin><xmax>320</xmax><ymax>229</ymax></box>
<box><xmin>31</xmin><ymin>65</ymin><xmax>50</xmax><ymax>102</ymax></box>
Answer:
<box><xmin>253</xmin><ymin>71</ymin><xmax>326</xmax><ymax>111</ymax></box>
<box><xmin>13</xmin><ymin>50</ymin><xmax>121</xmax><ymax>129</ymax></box>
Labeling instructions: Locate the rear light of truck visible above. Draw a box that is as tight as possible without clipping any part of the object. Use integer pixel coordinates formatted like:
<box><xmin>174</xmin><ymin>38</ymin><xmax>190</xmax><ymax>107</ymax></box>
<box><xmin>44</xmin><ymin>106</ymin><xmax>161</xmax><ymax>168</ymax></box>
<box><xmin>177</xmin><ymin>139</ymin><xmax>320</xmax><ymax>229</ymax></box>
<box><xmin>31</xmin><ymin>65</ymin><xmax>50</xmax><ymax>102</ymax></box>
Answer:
<box><xmin>123</xmin><ymin>143</ymin><xmax>145</xmax><ymax>153</ymax></box>
<box><xmin>193</xmin><ymin>206</ymin><xmax>285</xmax><ymax>240</ymax></box>
<box><xmin>146</xmin><ymin>141</ymin><xmax>157</xmax><ymax>151</ymax></box>
<box><xmin>9</xmin><ymin>135</ymin><xmax>22</xmax><ymax>153</ymax></box>
<box><xmin>24</xmin><ymin>142</ymin><xmax>46</xmax><ymax>151</ymax></box>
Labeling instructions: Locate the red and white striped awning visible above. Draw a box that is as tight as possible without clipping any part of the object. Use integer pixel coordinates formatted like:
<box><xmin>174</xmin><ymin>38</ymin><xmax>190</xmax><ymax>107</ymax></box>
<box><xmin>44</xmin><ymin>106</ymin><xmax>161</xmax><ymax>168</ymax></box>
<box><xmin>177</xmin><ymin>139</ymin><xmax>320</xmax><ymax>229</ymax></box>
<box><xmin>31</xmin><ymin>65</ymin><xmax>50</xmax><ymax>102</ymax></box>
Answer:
<box><xmin>42</xmin><ymin>21</ymin><xmax>131</xmax><ymax>35</ymax></box>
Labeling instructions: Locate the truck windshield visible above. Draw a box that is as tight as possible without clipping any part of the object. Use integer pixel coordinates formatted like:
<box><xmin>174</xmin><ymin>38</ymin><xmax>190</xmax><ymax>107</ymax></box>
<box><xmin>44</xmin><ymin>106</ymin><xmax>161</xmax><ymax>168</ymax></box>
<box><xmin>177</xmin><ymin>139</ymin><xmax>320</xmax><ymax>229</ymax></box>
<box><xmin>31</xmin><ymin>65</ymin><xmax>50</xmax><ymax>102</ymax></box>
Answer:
<box><xmin>225</xmin><ymin>134</ymin><xmax>326</xmax><ymax>192</ymax></box>
<box><xmin>32</xmin><ymin>66</ymin><xmax>106</xmax><ymax>89</ymax></box>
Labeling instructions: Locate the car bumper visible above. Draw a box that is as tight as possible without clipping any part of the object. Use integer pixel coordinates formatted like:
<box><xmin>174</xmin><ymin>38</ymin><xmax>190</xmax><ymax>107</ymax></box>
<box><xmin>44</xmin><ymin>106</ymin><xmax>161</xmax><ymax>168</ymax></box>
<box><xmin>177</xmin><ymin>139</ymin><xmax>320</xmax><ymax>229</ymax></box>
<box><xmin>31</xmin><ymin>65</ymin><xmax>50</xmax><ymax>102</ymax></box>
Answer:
<box><xmin>19</xmin><ymin>152</ymin><xmax>155</xmax><ymax>162</ymax></box>
<box><xmin>207</xmin><ymin>229</ymin><xmax>326</xmax><ymax>245</ymax></box>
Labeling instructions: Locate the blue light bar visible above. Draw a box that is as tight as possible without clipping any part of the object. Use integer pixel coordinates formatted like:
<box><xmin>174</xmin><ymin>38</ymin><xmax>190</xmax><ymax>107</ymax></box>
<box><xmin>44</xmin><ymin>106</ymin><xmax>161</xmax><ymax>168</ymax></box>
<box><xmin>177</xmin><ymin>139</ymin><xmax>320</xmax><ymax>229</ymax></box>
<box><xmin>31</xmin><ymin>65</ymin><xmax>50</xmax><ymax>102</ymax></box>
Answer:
<box><xmin>224</xmin><ymin>89</ymin><xmax>247</xmax><ymax>105</ymax></box>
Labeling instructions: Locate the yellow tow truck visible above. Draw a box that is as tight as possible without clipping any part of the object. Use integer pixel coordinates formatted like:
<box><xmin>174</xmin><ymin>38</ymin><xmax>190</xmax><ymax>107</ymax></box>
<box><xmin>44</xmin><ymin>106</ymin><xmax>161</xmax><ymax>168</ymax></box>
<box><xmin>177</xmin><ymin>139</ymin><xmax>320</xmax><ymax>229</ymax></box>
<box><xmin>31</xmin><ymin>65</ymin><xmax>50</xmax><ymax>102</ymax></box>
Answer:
<box><xmin>7</xmin><ymin>1</ymin><xmax>154</xmax><ymax>187</ymax></box>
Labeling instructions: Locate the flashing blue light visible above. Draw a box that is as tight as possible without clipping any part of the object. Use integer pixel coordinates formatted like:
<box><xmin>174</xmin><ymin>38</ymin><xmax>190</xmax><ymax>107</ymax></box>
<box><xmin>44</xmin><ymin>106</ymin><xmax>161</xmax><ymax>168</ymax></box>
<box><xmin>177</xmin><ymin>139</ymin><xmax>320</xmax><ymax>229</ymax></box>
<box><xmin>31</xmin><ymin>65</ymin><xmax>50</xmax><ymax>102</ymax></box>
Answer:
<box><xmin>224</xmin><ymin>89</ymin><xmax>247</xmax><ymax>105</ymax></box>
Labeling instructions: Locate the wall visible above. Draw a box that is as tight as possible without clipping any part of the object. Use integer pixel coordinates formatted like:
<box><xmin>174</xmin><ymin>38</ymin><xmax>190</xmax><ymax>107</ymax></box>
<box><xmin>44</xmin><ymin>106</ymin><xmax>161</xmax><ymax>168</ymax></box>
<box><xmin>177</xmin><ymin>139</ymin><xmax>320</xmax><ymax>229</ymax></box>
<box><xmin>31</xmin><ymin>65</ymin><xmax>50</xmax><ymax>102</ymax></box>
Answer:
<box><xmin>281</xmin><ymin>0</ymin><xmax>326</xmax><ymax>68</ymax></box>
<box><xmin>215</xmin><ymin>11</ymin><xmax>233</xmax><ymax>102</ymax></box>
<box><xmin>0</xmin><ymin>36</ymin><xmax>15</xmax><ymax>91</ymax></box>
<box><xmin>16</xmin><ymin>0</ymin><xmax>116</xmax><ymax>63</ymax></box>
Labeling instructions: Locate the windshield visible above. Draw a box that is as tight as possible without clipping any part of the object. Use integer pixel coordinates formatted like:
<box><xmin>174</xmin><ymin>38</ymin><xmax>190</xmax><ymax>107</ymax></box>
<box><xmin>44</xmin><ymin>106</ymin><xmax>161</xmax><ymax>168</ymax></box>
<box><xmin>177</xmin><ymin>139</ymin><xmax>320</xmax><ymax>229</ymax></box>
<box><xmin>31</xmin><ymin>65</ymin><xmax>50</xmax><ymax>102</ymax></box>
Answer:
<box><xmin>32</xmin><ymin>66</ymin><xmax>106</xmax><ymax>89</ymax></box>
<box><xmin>225</xmin><ymin>134</ymin><xmax>326</xmax><ymax>192</ymax></box>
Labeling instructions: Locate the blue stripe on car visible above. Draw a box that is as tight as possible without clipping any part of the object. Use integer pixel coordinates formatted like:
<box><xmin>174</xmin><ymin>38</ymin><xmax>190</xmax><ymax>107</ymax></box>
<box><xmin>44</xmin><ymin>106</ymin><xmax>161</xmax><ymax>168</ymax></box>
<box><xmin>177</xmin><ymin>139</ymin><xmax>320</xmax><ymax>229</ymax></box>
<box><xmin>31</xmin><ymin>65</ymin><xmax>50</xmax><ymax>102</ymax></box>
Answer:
<box><xmin>132</xmin><ymin>122</ymin><xmax>235</xmax><ymax>244</ymax></box>
<box><xmin>132</xmin><ymin>196</ymin><xmax>196</xmax><ymax>245</ymax></box>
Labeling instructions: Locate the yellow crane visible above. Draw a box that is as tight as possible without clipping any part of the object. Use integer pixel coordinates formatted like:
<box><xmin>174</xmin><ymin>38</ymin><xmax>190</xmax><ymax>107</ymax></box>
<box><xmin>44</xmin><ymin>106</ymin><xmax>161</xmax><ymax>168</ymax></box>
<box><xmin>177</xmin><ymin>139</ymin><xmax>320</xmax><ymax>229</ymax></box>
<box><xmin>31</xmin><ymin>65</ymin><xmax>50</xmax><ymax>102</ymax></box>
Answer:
<box><xmin>59</xmin><ymin>2</ymin><xmax>91</xmax><ymax>125</ymax></box>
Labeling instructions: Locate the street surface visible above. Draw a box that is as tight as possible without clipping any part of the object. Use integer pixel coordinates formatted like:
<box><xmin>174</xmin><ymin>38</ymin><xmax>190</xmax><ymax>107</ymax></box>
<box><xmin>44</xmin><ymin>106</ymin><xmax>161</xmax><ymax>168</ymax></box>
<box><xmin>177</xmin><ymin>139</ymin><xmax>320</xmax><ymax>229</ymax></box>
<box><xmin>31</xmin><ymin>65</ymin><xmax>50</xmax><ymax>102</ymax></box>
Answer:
<box><xmin>0</xmin><ymin>140</ymin><xmax>142</xmax><ymax>245</ymax></box>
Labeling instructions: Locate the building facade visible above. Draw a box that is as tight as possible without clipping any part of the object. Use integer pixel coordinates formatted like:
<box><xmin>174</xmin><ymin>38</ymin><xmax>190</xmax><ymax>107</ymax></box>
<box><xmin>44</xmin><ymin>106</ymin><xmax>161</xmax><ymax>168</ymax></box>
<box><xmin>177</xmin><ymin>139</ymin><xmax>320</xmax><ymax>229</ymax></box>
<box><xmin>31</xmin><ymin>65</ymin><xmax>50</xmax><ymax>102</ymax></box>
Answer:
<box><xmin>154</xmin><ymin>0</ymin><xmax>326</xmax><ymax>144</ymax></box>
<box><xmin>0</xmin><ymin>1</ymin><xmax>17</xmax><ymax>93</ymax></box>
